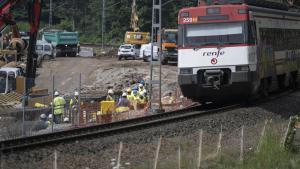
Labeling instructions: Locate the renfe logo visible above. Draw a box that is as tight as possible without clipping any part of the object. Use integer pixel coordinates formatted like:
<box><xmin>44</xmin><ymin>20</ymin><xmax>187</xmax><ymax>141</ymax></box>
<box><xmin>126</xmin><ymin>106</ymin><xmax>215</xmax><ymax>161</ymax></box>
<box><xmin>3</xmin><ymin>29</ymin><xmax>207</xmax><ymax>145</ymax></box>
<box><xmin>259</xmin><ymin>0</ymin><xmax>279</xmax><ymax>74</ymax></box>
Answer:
<box><xmin>203</xmin><ymin>51</ymin><xmax>225</xmax><ymax>57</ymax></box>
<box><xmin>211</xmin><ymin>58</ymin><xmax>218</xmax><ymax>65</ymax></box>
<box><xmin>202</xmin><ymin>50</ymin><xmax>225</xmax><ymax>65</ymax></box>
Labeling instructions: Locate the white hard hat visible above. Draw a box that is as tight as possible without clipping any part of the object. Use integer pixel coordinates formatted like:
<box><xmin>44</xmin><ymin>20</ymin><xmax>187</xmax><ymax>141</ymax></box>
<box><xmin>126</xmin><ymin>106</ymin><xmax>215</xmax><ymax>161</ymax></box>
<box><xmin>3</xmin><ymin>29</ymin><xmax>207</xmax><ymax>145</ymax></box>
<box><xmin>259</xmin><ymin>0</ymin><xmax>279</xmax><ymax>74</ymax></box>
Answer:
<box><xmin>122</xmin><ymin>93</ymin><xmax>127</xmax><ymax>97</ymax></box>
<box><xmin>108</xmin><ymin>89</ymin><xmax>114</xmax><ymax>94</ymax></box>
<box><xmin>40</xmin><ymin>114</ymin><xmax>47</xmax><ymax>119</ymax></box>
<box><xmin>64</xmin><ymin>117</ymin><xmax>69</xmax><ymax>122</ymax></box>
<box><xmin>139</xmin><ymin>83</ymin><xmax>143</xmax><ymax>87</ymax></box>
<box><xmin>54</xmin><ymin>91</ymin><xmax>59</xmax><ymax>96</ymax></box>
<box><xmin>74</xmin><ymin>91</ymin><xmax>79</xmax><ymax>96</ymax></box>
<box><xmin>48</xmin><ymin>114</ymin><xmax>53</xmax><ymax>119</ymax></box>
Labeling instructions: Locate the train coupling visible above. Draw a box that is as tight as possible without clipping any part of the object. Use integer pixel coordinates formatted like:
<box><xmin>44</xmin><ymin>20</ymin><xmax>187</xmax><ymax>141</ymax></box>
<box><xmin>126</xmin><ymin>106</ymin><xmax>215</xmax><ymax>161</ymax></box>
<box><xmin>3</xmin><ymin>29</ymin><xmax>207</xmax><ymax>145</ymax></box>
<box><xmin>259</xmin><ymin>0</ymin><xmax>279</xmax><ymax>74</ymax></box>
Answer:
<box><xmin>204</xmin><ymin>70</ymin><xmax>224</xmax><ymax>90</ymax></box>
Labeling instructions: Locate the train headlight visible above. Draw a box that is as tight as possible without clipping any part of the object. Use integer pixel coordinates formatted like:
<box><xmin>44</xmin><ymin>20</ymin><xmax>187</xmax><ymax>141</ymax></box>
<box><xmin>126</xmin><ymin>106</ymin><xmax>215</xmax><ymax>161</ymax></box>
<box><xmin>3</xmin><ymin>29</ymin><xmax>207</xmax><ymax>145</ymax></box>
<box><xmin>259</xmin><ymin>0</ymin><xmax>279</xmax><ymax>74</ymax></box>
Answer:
<box><xmin>236</xmin><ymin>65</ymin><xmax>249</xmax><ymax>72</ymax></box>
<box><xmin>180</xmin><ymin>68</ymin><xmax>193</xmax><ymax>75</ymax></box>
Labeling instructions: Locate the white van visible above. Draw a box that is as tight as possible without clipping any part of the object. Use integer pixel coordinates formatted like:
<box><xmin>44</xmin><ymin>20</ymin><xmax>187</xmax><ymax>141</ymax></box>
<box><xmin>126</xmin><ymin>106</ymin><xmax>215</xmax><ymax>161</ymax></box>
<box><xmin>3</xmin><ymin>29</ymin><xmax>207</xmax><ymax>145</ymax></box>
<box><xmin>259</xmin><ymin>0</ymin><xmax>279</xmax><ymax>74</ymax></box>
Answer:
<box><xmin>36</xmin><ymin>40</ymin><xmax>54</xmax><ymax>60</ymax></box>
<box><xmin>139</xmin><ymin>43</ymin><xmax>159</xmax><ymax>62</ymax></box>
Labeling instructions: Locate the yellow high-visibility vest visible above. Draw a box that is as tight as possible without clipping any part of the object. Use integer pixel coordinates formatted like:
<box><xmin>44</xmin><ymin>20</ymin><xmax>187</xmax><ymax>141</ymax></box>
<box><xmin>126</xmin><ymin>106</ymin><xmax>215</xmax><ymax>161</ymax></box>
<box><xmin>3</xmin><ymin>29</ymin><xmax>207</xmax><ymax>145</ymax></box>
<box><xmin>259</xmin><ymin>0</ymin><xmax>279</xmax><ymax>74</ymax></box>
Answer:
<box><xmin>53</xmin><ymin>96</ymin><xmax>66</xmax><ymax>115</ymax></box>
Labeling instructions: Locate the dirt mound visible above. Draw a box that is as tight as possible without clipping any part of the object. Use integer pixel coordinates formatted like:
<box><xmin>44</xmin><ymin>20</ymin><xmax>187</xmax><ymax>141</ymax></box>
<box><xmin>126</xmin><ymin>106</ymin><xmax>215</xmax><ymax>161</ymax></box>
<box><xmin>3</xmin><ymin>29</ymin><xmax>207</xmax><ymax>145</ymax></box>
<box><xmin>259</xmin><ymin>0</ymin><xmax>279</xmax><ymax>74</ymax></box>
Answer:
<box><xmin>36</xmin><ymin>57</ymin><xmax>178</xmax><ymax>98</ymax></box>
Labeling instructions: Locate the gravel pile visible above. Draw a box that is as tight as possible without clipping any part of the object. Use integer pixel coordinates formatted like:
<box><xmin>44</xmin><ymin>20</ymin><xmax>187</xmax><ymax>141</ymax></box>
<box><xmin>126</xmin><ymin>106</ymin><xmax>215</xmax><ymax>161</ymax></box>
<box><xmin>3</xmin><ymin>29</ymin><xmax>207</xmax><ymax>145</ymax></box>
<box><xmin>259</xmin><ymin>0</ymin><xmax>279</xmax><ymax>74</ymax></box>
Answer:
<box><xmin>2</xmin><ymin>91</ymin><xmax>300</xmax><ymax>169</ymax></box>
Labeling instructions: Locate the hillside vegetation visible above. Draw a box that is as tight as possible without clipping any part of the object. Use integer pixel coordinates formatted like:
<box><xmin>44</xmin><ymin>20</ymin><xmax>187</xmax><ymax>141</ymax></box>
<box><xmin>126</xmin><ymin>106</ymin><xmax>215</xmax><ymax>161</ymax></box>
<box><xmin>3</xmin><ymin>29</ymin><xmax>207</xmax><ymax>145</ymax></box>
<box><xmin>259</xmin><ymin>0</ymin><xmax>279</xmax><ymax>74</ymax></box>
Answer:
<box><xmin>12</xmin><ymin>0</ymin><xmax>198</xmax><ymax>44</ymax></box>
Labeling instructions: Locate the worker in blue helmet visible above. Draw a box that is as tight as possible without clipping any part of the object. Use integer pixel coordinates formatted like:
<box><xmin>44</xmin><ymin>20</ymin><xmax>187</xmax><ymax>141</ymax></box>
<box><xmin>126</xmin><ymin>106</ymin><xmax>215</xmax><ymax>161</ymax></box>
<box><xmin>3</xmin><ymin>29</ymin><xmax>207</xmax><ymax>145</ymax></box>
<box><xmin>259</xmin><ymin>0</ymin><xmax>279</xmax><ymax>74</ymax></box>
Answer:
<box><xmin>132</xmin><ymin>89</ymin><xmax>139</xmax><ymax>99</ymax></box>
<box><xmin>140</xmin><ymin>80</ymin><xmax>145</xmax><ymax>86</ymax></box>
<box><xmin>132</xmin><ymin>86</ymin><xmax>138</xmax><ymax>94</ymax></box>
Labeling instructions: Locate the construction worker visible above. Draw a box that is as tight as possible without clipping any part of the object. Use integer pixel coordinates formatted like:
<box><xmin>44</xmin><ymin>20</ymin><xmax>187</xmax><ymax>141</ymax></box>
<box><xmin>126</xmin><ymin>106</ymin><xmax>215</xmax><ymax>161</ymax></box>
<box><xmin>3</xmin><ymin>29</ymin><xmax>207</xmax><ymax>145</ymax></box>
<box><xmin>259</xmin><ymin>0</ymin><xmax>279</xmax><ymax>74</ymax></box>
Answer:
<box><xmin>138</xmin><ymin>93</ymin><xmax>146</xmax><ymax>105</ymax></box>
<box><xmin>70</xmin><ymin>91</ymin><xmax>79</xmax><ymax>108</ymax></box>
<box><xmin>126</xmin><ymin>88</ymin><xmax>135</xmax><ymax>102</ymax></box>
<box><xmin>32</xmin><ymin>114</ymin><xmax>49</xmax><ymax>131</ymax></box>
<box><xmin>69</xmin><ymin>91</ymin><xmax>79</xmax><ymax>124</ymax></box>
<box><xmin>140</xmin><ymin>80</ymin><xmax>145</xmax><ymax>86</ymax></box>
<box><xmin>115</xmin><ymin>93</ymin><xmax>130</xmax><ymax>113</ymax></box>
<box><xmin>132</xmin><ymin>89</ymin><xmax>139</xmax><ymax>99</ymax></box>
<box><xmin>132</xmin><ymin>86</ymin><xmax>138</xmax><ymax>94</ymax></box>
<box><xmin>106</xmin><ymin>89</ymin><xmax>114</xmax><ymax>101</ymax></box>
<box><xmin>138</xmin><ymin>83</ymin><xmax>146</xmax><ymax>96</ymax></box>
<box><xmin>168</xmin><ymin>92</ymin><xmax>175</xmax><ymax>104</ymax></box>
<box><xmin>48</xmin><ymin>114</ymin><xmax>53</xmax><ymax>125</ymax></box>
<box><xmin>77</xmin><ymin>41</ymin><xmax>81</xmax><ymax>55</ymax></box>
<box><xmin>53</xmin><ymin>91</ymin><xmax>66</xmax><ymax>124</ymax></box>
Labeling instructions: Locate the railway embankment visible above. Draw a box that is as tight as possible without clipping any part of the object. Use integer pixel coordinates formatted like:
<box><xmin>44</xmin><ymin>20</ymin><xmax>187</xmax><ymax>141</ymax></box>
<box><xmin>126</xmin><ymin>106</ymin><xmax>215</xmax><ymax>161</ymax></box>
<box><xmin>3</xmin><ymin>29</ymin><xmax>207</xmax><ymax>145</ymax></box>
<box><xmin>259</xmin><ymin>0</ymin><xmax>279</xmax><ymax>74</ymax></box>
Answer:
<box><xmin>1</xmin><ymin>91</ymin><xmax>300</xmax><ymax>168</ymax></box>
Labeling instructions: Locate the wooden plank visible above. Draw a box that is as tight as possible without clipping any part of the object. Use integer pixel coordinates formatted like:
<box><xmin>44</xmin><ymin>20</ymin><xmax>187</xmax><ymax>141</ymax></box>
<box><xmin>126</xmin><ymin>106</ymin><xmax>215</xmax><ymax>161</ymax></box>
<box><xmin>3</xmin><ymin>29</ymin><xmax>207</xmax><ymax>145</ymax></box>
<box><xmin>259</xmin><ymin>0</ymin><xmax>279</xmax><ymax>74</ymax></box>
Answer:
<box><xmin>16</xmin><ymin>76</ymin><xmax>25</xmax><ymax>94</ymax></box>
<box><xmin>0</xmin><ymin>50</ymin><xmax>17</xmax><ymax>56</ymax></box>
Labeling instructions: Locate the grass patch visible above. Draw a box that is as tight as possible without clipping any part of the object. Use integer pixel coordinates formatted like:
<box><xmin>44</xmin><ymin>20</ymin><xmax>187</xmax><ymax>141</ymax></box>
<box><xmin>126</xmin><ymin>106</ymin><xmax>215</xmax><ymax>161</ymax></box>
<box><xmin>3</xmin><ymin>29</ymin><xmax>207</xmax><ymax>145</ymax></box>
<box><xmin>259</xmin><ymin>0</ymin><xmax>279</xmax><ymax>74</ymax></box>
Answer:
<box><xmin>135</xmin><ymin>130</ymin><xmax>300</xmax><ymax>169</ymax></box>
<box><xmin>213</xmin><ymin>131</ymin><xmax>300</xmax><ymax>169</ymax></box>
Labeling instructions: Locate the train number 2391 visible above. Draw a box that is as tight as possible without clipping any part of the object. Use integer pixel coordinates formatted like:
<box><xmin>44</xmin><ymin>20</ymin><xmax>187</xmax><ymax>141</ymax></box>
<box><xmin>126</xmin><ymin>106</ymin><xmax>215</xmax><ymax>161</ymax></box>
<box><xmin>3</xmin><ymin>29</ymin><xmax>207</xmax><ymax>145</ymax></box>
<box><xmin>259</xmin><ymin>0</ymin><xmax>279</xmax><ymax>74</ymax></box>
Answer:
<box><xmin>183</xmin><ymin>18</ymin><xmax>193</xmax><ymax>23</ymax></box>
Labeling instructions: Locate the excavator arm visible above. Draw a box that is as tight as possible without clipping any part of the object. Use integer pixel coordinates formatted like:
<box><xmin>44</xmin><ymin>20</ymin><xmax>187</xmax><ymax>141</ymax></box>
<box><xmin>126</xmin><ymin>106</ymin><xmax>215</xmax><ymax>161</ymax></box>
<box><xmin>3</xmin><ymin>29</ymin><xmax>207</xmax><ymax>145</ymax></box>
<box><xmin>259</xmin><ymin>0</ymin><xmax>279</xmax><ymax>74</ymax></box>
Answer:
<box><xmin>0</xmin><ymin>0</ymin><xmax>17</xmax><ymax>31</ymax></box>
<box><xmin>25</xmin><ymin>0</ymin><xmax>42</xmax><ymax>91</ymax></box>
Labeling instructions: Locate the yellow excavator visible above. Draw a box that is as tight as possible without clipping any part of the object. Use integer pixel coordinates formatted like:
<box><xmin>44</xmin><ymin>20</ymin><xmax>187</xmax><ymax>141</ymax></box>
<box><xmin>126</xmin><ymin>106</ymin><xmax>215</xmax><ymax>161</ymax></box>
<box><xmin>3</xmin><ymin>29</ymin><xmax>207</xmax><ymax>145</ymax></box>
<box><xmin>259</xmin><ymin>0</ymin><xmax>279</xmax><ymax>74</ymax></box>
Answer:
<box><xmin>124</xmin><ymin>0</ymin><xmax>150</xmax><ymax>45</ymax></box>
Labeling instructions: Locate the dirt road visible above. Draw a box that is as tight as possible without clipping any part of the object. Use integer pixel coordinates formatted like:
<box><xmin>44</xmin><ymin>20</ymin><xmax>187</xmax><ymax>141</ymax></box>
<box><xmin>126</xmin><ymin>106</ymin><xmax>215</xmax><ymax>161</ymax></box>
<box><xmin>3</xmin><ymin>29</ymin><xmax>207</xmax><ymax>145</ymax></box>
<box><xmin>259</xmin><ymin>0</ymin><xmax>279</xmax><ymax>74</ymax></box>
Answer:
<box><xmin>36</xmin><ymin>57</ymin><xmax>178</xmax><ymax>97</ymax></box>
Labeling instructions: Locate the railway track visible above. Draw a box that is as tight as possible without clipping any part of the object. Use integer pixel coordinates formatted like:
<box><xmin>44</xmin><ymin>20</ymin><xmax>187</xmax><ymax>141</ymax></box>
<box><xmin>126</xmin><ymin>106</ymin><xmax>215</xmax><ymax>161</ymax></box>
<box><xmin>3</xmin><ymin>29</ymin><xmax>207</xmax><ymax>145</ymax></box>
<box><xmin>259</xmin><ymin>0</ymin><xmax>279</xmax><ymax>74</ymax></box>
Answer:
<box><xmin>0</xmin><ymin>103</ymin><xmax>240</xmax><ymax>153</ymax></box>
<box><xmin>0</xmin><ymin>89</ymin><xmax>296</xmax><ymax>153</ymax></box>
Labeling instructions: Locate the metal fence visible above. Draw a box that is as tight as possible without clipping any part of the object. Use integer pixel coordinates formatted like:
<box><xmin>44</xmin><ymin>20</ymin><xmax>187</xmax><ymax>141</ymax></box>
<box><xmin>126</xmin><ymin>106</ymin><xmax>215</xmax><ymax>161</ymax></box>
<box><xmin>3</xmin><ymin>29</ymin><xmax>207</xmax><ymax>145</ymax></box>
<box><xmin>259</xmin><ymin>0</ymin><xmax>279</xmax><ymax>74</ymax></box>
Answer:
<box><xmin>0</xmin><ymin>71</ymin><xmax>194</xmax><ymax>141</ymax></box>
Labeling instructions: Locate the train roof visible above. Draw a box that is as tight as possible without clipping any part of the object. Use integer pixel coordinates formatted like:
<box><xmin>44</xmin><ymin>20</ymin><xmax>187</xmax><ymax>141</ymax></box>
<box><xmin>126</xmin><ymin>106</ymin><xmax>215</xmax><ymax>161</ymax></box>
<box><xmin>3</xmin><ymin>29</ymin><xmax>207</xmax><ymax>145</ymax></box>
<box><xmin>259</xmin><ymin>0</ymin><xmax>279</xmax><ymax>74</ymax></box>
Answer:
<box><xmin>200</xmin><ymin>0</ymin><xmax>290</xmax><ymax>10</ymax></box>
<box><xmin>180</xmin><ymin>4</ymin><xmax>300</xmax><ymax>18</ymax></box>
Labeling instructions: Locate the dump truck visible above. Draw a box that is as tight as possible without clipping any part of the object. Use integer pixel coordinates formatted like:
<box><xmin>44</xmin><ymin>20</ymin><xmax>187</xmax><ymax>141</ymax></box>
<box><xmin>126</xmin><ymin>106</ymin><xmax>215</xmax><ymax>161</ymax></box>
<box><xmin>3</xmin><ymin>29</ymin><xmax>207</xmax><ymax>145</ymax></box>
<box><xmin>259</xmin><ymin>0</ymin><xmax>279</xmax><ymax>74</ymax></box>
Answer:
<box><xmin>42</xmin><ymin>30</ymin><xmax>78</xmax><ymax>57</ymax></box>
<box><xmin>161</xmin><ymin>29</ymin><xmax>178</xmax><ymax>65</ymax></box>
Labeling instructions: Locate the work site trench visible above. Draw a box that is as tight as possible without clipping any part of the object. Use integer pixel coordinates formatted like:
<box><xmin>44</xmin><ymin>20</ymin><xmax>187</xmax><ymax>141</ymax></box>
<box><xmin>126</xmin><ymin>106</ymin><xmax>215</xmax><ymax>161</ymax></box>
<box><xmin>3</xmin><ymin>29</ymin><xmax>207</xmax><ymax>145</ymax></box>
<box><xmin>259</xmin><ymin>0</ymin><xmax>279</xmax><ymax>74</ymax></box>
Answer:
<box><xmin>0</xmin><ymin>57</ymin><xmax>188</xmax><ymax>141</ymax></box>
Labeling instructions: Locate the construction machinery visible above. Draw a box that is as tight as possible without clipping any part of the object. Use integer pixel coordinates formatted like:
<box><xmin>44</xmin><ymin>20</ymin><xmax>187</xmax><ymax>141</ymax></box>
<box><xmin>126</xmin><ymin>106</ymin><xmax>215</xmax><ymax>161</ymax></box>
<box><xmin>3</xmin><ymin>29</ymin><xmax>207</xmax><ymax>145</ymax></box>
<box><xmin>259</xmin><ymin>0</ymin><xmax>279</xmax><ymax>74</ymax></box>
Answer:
<box><xmin>0</xmin><ymin>0</ymin><xmax>42</xmax><ymax>94</ymax></box>
<box><xmin>161</xmin><ymin>29</ymin><xmax>178</xmax><ymax>64</ymax></box>
<box><xmin>124</xmin><ymin>0</ymin><xmax>150</xmax><ymax>47</ymax></box>
<box><xmin>42</xmin><ymin>30</ymin><xmax>79</xmax><ymax>57</ymax></box>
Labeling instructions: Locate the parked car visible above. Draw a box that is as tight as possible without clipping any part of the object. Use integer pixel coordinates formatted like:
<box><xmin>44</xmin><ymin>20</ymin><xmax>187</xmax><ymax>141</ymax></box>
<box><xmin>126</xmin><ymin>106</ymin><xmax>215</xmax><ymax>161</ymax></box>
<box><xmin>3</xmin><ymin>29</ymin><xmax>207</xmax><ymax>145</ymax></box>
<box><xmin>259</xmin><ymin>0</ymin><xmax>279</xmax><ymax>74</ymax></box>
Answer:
<box><xmin>117</xmin><ymin>44</ymin><xmax>139</xmax><ymax>60</ymax></box>
<box><xmin>36</xmin><ymin>40</ymin><xmax>54</xmax><ymax>67</ymax></box>
<box><xmin>36</xmin><ymin>40</ymin><xmax>54</xmax><ymax>59</ymax></box>
<box><xmin>139</xmin><ymin>43</ymin><xmax>159</xmax><ymax>62</ymax></box>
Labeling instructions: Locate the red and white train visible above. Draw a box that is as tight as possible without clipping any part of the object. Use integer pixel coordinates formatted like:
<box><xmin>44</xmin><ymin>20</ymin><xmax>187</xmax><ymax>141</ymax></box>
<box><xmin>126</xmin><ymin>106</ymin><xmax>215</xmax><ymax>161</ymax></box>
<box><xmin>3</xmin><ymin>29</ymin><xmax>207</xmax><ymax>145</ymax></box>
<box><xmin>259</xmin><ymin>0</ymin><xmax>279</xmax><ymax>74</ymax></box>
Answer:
<box><xmin>178</xmin><ymin>1</ymin><xmax>300</xmax><ymax>102</ymax></box>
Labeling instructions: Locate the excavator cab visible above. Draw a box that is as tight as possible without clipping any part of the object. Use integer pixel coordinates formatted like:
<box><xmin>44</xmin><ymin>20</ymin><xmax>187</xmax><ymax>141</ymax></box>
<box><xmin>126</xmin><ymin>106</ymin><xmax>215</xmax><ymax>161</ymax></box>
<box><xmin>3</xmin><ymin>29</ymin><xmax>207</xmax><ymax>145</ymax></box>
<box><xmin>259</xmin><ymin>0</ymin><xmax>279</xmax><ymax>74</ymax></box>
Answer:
<box><xmin>0</xmin><ymin>67</ymin><xmax>21</xmax><ymax>93</ymax></box>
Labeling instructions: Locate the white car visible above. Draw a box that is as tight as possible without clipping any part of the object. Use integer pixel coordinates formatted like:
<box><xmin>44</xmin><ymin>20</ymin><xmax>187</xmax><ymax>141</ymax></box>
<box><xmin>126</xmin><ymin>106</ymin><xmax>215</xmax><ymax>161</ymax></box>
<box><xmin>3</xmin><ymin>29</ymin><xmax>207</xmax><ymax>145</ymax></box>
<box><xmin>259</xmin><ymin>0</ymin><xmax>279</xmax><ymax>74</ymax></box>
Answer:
<box><xmin>117</xmin><ymin>44</ymin><xmax>139</xmax><ymax>60</ymax></box>
<box><xmin>36</xmin><ymin>40</ymin><xmax>54</xmax><ymax>59</ymax></box>
<box><xmin>139</xmin><ymin>43</ymin><xmax>159</xmax><ymax>62</ymax></box>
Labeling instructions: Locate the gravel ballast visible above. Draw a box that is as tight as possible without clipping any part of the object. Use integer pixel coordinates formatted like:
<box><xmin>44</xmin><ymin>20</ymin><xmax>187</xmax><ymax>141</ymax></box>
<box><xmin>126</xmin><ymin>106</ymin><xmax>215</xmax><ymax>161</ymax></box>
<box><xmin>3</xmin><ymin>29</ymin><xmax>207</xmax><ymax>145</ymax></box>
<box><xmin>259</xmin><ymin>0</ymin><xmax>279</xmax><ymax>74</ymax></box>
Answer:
<box><xmin>1</xmin><ymin>91</ymin><xmax>300</xmax><ymax>169</ymax></box>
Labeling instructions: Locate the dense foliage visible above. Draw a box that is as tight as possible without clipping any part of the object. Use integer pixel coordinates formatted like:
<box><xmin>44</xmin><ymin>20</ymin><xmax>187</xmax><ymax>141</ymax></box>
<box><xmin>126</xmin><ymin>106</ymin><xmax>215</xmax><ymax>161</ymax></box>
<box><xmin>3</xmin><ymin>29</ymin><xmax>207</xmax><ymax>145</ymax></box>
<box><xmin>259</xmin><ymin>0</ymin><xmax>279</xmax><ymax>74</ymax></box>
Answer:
<box><xmin>12</xmin><ymin>0</ymin><xmax>198</xmax><ymax>44</ymax></box>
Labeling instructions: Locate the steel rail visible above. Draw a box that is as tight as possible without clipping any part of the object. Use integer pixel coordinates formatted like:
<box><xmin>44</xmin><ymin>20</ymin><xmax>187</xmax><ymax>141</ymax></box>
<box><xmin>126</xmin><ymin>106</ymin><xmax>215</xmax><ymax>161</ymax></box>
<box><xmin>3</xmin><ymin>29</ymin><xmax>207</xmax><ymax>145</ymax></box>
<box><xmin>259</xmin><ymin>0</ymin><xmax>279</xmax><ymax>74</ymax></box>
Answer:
<box><xmin>0</xmin><ymin>88</ymin><xmax>296</xmax><ymax>153</ymax></box>
<box><xmin>0</xmin><ymin>103</ymin><xmax>240</xmax><ymax>152</ymax></box>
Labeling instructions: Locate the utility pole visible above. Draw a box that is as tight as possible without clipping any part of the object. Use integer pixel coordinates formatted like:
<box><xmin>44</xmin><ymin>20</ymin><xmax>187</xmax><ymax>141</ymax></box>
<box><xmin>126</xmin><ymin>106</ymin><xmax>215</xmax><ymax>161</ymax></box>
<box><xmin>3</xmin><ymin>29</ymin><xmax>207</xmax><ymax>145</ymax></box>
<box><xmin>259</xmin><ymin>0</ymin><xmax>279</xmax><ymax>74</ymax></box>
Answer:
<box><xmin>72</xmin><ymin>0</ymin><xmax>75</xmax><ymax>31</ymax></box>
<box><xmin>102</xmin><ymin>0</ymin><xmax>105</xmax><ymax>49</ymax></box>
<box><xmin>49</xmin><ymin>0</ymin><xmax>53</xmax><ymax>26</ymax></box>
<box><xmin>149</xmin><ymin>0</ymin><xmax>164</xmax><ymax>113</ymax></box>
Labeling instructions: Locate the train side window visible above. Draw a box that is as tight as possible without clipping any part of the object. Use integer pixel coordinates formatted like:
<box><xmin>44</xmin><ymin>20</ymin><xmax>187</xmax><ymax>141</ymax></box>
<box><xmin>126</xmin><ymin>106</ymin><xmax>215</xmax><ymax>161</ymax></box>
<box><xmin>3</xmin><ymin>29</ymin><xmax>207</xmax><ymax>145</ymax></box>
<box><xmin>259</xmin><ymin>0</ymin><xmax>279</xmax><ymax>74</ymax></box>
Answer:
<box><xmin>248</xmin><ymin>21</ymin><xmax>257</xmax><ymax>44</ymax></box>
<box><xmin>178</xmin><ymin>25</ymin><xmax>184</xmax><ymax>47</ymax></box>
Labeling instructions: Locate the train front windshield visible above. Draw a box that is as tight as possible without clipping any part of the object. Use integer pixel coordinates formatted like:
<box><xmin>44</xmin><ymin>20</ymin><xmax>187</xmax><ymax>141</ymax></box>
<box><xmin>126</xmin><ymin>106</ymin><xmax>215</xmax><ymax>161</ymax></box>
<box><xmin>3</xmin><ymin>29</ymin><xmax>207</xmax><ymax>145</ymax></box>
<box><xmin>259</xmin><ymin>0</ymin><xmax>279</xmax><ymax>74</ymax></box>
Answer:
<box><xmin>179</xmin><ymin>22</ymin><xmax>254</xmax><ymax>47</ymax></box>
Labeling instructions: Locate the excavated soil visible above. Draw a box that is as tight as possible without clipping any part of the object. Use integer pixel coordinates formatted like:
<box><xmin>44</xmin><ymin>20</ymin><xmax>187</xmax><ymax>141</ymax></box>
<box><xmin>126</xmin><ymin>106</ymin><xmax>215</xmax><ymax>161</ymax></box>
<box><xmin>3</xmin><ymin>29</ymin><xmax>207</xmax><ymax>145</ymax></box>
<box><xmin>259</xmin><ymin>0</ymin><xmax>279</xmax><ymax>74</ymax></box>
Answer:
<box><xmin>35</xmin><ymin>57</ymin><xmax>178</xmax><ymax>97</ymax></box>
